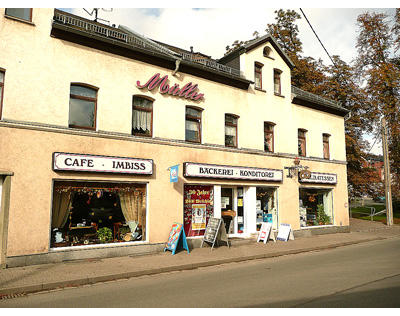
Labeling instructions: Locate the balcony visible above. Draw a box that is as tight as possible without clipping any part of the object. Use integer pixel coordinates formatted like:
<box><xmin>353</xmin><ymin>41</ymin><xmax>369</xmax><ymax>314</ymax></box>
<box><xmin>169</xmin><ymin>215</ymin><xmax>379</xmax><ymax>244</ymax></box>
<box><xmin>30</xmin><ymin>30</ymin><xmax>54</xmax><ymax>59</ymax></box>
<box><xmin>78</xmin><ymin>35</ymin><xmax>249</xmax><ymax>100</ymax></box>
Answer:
<box><xmin>52</xmin><ymin>9</ymin><xmax>242</xmax><ymax>78</ymax></box>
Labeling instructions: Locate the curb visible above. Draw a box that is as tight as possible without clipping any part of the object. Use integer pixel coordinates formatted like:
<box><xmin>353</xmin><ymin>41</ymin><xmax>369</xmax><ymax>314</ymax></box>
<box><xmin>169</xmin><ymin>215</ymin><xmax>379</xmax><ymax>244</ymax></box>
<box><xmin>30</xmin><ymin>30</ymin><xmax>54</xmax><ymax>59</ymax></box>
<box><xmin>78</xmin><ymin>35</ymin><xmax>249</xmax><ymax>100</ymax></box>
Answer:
<box><xmin>0</xmin><ymin>236</ymin><xmax>387</xmax><ymax>298</ymax></box>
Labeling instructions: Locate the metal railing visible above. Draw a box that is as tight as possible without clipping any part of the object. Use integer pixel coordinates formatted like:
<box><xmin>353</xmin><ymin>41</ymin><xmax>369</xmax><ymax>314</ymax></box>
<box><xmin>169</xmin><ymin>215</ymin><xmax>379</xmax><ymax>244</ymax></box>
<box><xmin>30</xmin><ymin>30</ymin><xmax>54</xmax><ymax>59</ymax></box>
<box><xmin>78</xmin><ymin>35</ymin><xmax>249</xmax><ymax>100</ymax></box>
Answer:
<box><xmin>53</xmin><ymin>10</ymin><xmax>242</xmax><ymax>78</ymax></box>
<box><xmin>351</xmin><ymin>206</ymin><xmax>387</xmax><ymax>221</ymax></box>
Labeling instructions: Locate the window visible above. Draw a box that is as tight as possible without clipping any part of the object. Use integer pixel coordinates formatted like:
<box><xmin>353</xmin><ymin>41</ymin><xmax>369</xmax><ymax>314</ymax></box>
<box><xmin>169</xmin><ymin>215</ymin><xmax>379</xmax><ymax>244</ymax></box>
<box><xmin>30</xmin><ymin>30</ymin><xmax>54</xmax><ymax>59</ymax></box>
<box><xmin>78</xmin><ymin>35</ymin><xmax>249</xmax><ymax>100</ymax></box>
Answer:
<box><xmin>185</xmin><ymin>106</ymin><xmax>202</xmax><ymax>143</ymax></box>
<box><xmin>0</xmin><ymin>70</ymin><xmax>4</xmax><ymax>119</ymax></box>
<box><xmin>254</xmin><ymin>62</ymin><xmax>263</xmax><ymax>90</ymax></box>
<box><xmin>298</xmin><ymin>129</ymin><xmax>307</xmax><ymax>157</ymax></box>
<box><xmin>51</xmin><ymin>181</ymin><xmax>146</xmax><ymax>248</ymax></box>
<box><xmin>299</xmin><ymin>188</ymin><xmax>333</xmax><ymax>227</ymax></box>
<box><xmin>264</xmin><ymin>122</ymin><xmax>275</xmax><ymax>153</ymax></box>
<box><xmin>69</xmin><ymin>84</ymin><xmax>97</xmax><ymax>130</ymax></box>
<box><xmin>225</xmin><ymin>114</ymin><xmax>238</xmax><ymax>147</ymax></box>
<box><xmin>132</xmin><ymin>96</ymin><xmax>153</xmax><ymax>137</ymax></box>
<box><xmin>274</xmin><ymin>69</ymin><xmax>282</xmax><ymax>95</ymax></box>
<box><xmin>323</xmin><ymin>133</ymin><xmax>330</xmax><ymax>160</ymax></box>
<box><xmin>263</xmin><ymin>47</ymin><xmax>273</xmax><ymax>58</ymax></box>
<box><xmin>5</xmin><ymin>8</ymin><xmax>32</xmax><ymax>22</ymax></box>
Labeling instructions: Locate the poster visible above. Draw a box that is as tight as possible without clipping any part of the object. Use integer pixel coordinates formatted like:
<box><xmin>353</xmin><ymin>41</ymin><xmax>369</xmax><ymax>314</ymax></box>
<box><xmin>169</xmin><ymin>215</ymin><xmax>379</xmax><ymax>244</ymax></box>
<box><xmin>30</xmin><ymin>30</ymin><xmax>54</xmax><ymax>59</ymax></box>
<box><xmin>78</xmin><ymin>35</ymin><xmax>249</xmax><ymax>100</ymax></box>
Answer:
<box><xmin>221</xmin><ymin>197</ymin><xmax>229</xmax><ymax>208</ymax></box>
<box><xmin>256</xmin><ymin>200</ymin><xmax>261</xmax><ymax>211</ymax></box>
<box><xmin>238</xmin><ymin>198</ymin><xmax>243</xmax><ymax>207</ymax></box>
<box><xmin>192</xmin><ymin>204</ymin><xmax>206</xmax><ymax>230</ymax></box>
<box><xmin>184</xmin><ymin>185</ymin><xmax>214</xmax><ymax>237</ymax></box>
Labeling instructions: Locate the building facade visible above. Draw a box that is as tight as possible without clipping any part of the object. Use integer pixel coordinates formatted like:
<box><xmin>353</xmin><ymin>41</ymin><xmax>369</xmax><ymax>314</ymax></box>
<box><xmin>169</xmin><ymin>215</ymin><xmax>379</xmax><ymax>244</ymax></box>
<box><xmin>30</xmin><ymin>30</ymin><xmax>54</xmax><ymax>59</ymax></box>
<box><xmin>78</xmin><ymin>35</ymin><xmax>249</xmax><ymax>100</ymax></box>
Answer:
<box><xmin>0</xmin><ymin>9</ymin><xmax>350</xmax><ymax>267</ymax></box>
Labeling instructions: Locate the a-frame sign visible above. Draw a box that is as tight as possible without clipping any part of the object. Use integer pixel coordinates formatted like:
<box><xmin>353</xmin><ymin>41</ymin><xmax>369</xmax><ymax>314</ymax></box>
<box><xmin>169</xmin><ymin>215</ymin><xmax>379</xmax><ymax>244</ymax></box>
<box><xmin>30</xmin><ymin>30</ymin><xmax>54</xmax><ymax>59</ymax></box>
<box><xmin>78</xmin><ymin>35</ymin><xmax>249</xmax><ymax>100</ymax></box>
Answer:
<box><xmin>201</xmin><ymin>217</ymin><xmax>229</xmax><ymax>250</ymax></box>
<box><xmin>164</xmin><ymin>222</ymin><xmax>190</xmax><ymax>255</ymax></box>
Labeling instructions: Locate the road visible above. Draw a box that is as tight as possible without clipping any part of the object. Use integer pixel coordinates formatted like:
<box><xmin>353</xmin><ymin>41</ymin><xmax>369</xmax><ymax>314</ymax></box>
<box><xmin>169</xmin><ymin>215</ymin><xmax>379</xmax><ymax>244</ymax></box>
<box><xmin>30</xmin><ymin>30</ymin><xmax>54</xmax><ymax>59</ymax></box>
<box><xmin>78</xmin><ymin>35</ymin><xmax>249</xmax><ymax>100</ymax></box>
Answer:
<box><xmin>1</xmin><ymin>237</ymin><xmax>399</xmax><ymax>307</ymax></box>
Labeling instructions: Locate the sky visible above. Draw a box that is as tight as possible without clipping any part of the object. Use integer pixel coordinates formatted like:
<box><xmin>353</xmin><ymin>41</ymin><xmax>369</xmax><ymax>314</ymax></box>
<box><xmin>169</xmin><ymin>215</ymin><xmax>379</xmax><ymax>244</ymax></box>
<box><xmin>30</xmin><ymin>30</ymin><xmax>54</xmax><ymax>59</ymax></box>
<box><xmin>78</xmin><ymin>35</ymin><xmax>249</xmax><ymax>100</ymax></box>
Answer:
<box><xmin>59</xmin><ymin>8</ymin><xmax>395</xmax><ymax>154</ymax></box>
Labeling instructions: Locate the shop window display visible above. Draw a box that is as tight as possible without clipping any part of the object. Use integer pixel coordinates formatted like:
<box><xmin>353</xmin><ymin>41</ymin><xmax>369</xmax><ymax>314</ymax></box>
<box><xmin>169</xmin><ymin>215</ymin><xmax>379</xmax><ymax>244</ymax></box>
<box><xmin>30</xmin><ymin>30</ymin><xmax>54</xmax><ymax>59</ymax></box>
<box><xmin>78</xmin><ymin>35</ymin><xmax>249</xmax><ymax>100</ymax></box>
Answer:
<box><xmin>184</xmin><ymin>185</ymin><xmax>214</xmax><ymax>237</ymax></box>
<box><xmin>299</xmin><ymin>188</ymin><xmax>333</xmax><ymax>227</ymax></box>
<box><xmin>256</xmin><ymin>187</ymin><xmax>277</xmax><ymax>231</ymax></box>
<box><xmin>51</xmin><ymin>181</ymin><xmax>146</xmax><ymax>248</ymax></box>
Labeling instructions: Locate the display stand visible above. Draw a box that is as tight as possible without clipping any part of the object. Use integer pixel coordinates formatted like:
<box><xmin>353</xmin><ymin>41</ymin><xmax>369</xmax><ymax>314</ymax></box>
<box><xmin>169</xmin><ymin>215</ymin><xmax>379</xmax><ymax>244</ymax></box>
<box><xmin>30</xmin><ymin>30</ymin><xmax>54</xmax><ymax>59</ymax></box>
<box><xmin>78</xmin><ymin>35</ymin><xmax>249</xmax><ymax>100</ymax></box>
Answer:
<box><xmin>201</xmin><ymin>217</ymin><xmax>230</xmax><ymax>250</ymax></box>
<box><xmin>164</xmin><ymin>223</ymin><xmax>190</xmax><ymax>255</ymax></box>
<box><xmin>276</xmin><ymin>223</ymin><xmax>294</xmax><ymax>241</ymax></box>
<box><xmin>257</xmin><ymin>222</ymin><xmax>276</xmax><ymax>244</ymax></box>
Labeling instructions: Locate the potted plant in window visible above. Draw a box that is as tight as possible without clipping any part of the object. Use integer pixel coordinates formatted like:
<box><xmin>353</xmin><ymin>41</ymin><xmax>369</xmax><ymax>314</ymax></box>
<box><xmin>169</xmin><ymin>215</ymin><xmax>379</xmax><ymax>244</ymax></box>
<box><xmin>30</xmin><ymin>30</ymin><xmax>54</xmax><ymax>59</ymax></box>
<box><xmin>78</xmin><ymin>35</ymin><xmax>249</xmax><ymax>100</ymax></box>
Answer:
<box><xmin>97</xmin><ymin>227</ymin><xmax>112</xmax><ymax>243</ymax></box>
<box><xmin>316</xmin><ymin>204</ymin><xmax>331</xmax><ymax>225</ymax></box>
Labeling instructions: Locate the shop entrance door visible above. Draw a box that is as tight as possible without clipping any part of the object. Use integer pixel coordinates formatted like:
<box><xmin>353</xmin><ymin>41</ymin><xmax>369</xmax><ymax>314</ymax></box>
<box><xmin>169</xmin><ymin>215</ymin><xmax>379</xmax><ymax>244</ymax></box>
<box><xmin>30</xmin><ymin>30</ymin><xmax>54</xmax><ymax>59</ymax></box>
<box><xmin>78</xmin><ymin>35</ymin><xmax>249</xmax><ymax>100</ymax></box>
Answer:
<box><xmin>221</xmin><ymin>187</ymin><xmax>244</xmax><ymax>236</ymax></box>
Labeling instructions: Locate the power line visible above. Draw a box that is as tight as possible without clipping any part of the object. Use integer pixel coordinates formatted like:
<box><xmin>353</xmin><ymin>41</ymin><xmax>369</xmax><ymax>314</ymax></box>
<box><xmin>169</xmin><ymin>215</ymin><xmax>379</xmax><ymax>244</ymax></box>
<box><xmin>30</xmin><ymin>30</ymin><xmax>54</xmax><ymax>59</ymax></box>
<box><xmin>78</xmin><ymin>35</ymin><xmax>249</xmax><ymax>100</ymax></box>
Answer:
<box><xmin>299</xmin><ymin>8</ymin><xmax>336</xmax><ymax>67</ymax></box>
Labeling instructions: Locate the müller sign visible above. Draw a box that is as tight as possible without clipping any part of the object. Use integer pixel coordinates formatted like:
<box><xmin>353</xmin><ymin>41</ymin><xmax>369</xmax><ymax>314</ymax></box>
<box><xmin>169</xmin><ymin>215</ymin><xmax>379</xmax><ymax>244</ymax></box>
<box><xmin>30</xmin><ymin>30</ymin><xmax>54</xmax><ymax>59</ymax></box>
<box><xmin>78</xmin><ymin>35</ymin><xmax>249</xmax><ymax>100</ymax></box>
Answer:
<box><xmin>184</xmin><ymin>162</ymin><xmax>283</xmax><ymax>182</ymax></box>
<box><xmin>53</xmin><ymin>152</ymin><xmax>153</xmax><ymax>175</ymax></box>
<box><xmin>136</xmin><ymin>73</ymin><xmax>204</xmax><ymax>101</ymax></box>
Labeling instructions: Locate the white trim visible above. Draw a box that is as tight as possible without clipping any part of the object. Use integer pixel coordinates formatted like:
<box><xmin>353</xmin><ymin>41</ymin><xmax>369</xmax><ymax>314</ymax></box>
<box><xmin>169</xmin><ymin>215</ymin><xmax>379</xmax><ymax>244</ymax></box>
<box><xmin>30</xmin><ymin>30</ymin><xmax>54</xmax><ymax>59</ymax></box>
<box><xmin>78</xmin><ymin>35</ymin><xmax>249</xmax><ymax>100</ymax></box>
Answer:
<box><xmin>50</xmin><ymin>240</ymin><xmax>148</xmax><ymax>252</ymax></box>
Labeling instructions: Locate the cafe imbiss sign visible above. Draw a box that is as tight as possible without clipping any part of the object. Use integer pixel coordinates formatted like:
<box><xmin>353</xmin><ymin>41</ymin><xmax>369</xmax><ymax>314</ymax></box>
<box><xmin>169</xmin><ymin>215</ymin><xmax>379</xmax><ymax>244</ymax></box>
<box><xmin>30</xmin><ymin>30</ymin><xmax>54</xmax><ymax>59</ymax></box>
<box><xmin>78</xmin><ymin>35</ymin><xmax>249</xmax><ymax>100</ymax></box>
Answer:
<box><xmin>53</xmin><ymin>152</ymin><xmax>153</xmax><ymax>175</ymax></box>
<box><xmin>136</xmin><ymin>73</ymin><xmax>204</xmax><ymax>101</ymax></box>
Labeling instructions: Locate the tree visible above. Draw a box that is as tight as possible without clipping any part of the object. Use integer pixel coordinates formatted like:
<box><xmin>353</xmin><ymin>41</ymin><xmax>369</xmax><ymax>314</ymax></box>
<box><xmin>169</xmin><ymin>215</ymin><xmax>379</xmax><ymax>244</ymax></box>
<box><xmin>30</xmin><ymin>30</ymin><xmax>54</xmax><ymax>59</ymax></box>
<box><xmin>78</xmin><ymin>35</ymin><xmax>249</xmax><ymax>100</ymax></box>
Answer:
<box><xmin>356</xmin><ymin>11</ymin><xmax>400</xmax><ymax>199</ymax></box>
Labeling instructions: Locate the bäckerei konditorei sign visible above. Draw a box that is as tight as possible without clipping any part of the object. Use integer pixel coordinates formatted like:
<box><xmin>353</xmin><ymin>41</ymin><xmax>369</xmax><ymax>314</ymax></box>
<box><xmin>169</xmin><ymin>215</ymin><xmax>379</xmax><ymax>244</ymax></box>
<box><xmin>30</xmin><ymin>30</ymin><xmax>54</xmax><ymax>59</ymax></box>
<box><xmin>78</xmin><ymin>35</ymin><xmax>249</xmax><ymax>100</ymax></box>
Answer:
<box><xmin>53</xmin><ymin>152</ymin><xmax>153</xmax><ymax>175</ymax></box>
<box><xmin>183</xmin><ymin>162</ymin><xmax>283</xmax><ymax>182</ymax></box>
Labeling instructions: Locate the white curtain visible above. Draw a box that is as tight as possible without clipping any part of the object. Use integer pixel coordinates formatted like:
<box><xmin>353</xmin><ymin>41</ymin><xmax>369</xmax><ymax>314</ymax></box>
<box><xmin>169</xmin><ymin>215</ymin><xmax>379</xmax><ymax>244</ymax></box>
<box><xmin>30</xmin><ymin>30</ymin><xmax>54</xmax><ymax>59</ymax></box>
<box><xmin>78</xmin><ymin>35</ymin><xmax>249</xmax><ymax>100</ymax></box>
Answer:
<box><xmin>132</xmin><ymin>109</ymin><xmax>151</xmax><ymax>132</ymax></box>
<box><xmin>225</xmin><ymin>125</ymin><xmax>236</xmax><ymax>136</ymax></box>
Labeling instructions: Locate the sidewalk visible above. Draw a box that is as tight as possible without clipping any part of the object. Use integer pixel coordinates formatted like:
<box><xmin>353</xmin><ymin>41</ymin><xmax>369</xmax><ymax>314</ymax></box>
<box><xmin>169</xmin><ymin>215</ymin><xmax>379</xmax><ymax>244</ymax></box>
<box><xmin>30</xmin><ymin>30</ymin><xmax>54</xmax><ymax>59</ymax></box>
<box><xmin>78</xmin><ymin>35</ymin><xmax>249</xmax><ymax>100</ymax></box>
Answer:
<box><xmin>1</xmin><ymin>218</ymin><xmax>400</xmax><ymax>298</ymax></box>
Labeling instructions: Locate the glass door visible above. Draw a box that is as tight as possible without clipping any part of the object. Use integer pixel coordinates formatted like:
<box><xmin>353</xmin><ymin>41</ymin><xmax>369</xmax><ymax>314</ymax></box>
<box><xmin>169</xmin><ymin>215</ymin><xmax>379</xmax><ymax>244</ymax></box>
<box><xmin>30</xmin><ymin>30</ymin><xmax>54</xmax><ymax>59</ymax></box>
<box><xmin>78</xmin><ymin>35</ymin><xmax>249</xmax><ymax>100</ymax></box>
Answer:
<box><xmin>221</xmin><ymin>187</ymin><xmax>245</xmax><ymax>235</ymax></box>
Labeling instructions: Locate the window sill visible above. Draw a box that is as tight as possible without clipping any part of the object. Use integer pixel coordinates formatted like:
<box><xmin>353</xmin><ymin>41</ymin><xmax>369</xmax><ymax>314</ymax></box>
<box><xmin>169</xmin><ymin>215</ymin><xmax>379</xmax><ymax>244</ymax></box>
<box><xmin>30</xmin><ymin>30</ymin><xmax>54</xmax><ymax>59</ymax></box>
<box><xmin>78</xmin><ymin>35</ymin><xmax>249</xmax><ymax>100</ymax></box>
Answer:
<box><xmin>255</xmin><ymin>87</ymin><xmax>266</xmax><ymax>93</ymax></box>
<box><xmin>4</xmin><ymin>14</ymin><xmax>35</xmax><ymax>26</ymax></box>
<box><xmin>274</xmin><ymin>93</ymin><xmax>285</xmax><ymax>98</ymax></box>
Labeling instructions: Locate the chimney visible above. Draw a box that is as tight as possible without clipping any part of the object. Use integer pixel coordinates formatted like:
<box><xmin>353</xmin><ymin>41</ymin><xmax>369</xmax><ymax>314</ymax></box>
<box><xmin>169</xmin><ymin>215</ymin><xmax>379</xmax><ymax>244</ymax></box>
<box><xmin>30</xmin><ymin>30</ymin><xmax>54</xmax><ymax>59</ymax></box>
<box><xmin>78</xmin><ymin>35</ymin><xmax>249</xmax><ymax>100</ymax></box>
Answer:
<box><xmin>190</xmin><ymin>46</ymin><xmax>194</xmax><ymax>53</ymax></box>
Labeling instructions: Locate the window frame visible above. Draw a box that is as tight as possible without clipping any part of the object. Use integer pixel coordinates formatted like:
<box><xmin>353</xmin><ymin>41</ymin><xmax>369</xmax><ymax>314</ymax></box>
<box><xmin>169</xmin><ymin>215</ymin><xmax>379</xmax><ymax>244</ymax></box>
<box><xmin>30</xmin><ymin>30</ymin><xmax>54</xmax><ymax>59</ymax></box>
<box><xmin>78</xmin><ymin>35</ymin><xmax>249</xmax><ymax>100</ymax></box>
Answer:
<box><xmin>264</xmin><ymin>121</ymin><xmax>275</xmax><ymax>153</ymax></box>
<box><xmin>225</xmin><ymin>113</ymin><xmax>239</xmax><ymax>148</ymax></box>
<box><xmin>274</xmin><ymin>68</ymin><xmax>282</xmax><ymax>96</ymax></box>
<box><xmin>68</xmin><ymin>83</ymin><xmax>98</xmax><ymax>131</ymax></box>
<box><xmin>0</xmin><ymin>69</ymin><xmax>5</xmax><ymax>120</ymax></box>
<box><xmin>263</xmin><ymin>46</ymin><xmax>274</xmax><ymax>59</ymax></box>
<box><xmin>254</xmin><ymin>62</ymin><xmax>263</xmax><ymax>90</ymax></box>
<box><xmin>5</xmin><ymin>8</ymin><xmax>33</xmax><ymax>22</ymax></box>
<box><xmin>323</xmin><ymin>133</ymin><xmax>331</xmax><ymax>160</ymax></box>
<box><xmin>132</xmin><ymin>95</ymin><xmax>154</xmax><ymax>138</ymax></box>
<box><xmin>298</xmin><ymin>128</ymin><xmax>307</xmax><ymax>157</ymax></box>
<box><xmin>185</xmin><ymin>105</ymin><xmax>203</xmax><ymax>144</ymax></box>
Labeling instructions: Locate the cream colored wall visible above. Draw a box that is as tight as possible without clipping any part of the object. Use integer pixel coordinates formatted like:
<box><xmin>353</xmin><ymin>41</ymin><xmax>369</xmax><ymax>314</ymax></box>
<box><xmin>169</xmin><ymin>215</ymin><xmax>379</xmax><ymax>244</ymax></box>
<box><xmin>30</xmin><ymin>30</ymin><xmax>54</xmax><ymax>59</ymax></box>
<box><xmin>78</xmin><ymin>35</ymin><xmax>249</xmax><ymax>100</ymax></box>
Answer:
<box><xmin>0</xmin><ymin>9</ymin><xmax>346</xmax><ymax>160</ymax></box>
<box><xmin>0</xmin><ymin>126</ymin><xmax>349</xmax><ymax>257</ymax></box>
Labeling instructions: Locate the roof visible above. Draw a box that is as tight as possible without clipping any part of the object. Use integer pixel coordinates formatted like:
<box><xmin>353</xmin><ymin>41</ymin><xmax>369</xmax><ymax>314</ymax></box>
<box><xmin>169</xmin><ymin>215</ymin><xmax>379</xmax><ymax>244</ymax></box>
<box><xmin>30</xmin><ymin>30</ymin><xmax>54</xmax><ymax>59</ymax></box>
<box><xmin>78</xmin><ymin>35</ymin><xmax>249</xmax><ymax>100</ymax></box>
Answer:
<box><xmin>218</xmin><ymin>33</ymin><xmax>295</xmax><ymax>70</ymax></box>
<box><xmin>291</xmin><ymin>86</ymin><xmax>349</xmax><ymax>117</ymax></box>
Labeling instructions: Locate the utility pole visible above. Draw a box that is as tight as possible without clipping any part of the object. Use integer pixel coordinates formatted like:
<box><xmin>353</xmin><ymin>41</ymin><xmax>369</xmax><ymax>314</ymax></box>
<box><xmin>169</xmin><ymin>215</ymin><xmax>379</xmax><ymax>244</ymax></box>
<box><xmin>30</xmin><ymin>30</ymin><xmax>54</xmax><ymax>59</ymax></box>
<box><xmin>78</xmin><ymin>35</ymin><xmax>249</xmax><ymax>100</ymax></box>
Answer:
<box><xmin>381</xmin><ymin>118</ymin><xmax>393</xmax><ymax>226</ymax></box>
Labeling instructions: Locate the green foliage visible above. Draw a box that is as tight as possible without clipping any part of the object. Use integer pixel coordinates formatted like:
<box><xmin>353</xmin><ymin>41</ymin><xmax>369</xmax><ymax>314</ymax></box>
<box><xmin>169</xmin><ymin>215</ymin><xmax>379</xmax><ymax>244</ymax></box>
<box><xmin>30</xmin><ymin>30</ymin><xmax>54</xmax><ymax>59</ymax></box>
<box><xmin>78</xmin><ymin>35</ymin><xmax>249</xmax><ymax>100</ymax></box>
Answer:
<box><xmin>316</xmin><ymin>204</ymin><xmax>331</xmax><ymax>225</ymax></box>
<box><xmin>97</xmin><ymin>227</ymin><xmax>112</xmax><ymax>243</ymax></box>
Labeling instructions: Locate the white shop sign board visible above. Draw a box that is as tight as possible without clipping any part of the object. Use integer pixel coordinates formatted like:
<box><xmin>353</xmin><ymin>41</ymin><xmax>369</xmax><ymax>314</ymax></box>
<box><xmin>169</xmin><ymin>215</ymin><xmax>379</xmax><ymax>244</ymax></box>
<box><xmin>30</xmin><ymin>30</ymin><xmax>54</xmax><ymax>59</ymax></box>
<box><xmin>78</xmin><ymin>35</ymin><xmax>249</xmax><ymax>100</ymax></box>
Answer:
<box><xmin>299</xmin><ymin>172</ymin><xmax>337</xmax><ymax>184</ymax></box>
<box><xmin>184</xmin><ymin>162</ymin><xmax>283</xmax><ymax>182</ymax></box>
<box><xmin>257</xmin><ymin>222</ymin><xmax>276</xmax><ymax>244</ymax></box>
<box><xmin>276</xmin><ymin>223</ymin><xmax>294</xmax><ymax>242</ymax></box>
<box><xmin>53</xmin><ymin>152</ymin><xmax>153</xmax><ymax>175</ymax></box>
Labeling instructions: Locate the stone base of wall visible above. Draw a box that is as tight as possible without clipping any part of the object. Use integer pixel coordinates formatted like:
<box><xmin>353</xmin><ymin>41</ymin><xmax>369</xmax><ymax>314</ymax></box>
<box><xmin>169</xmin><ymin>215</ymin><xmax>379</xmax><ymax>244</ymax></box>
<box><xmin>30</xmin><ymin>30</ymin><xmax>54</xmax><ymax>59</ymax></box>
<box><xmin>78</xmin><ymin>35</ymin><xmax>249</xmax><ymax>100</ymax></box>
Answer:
<box><xmin>293</xmin><ymin>225</ymin><xmax>350</xmax><ymax>238</ymax></box>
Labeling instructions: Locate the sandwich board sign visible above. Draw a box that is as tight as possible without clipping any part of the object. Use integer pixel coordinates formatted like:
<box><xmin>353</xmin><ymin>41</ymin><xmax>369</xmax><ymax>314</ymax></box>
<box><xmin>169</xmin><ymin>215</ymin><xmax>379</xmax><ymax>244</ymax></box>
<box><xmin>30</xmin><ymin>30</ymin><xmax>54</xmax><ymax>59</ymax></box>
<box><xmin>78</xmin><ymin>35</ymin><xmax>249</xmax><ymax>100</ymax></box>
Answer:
<box><xmin>276</xmin><ymin>223</ymin><xmax>294</xmax><ymax>241</ymax></box>
<box><xmin>164</xmin><ymin>222</ymin><xmax>190</xmax><ymax>255</ymax></box>
<box><xmin>201</xmin><ymin>217</ymin><xmax>229</xmax><ymax>250</ymax></box>
<box><xmin>257</xmin><ymin>222</ymin><xmax>276</xmax><ymax>244</ymax></box>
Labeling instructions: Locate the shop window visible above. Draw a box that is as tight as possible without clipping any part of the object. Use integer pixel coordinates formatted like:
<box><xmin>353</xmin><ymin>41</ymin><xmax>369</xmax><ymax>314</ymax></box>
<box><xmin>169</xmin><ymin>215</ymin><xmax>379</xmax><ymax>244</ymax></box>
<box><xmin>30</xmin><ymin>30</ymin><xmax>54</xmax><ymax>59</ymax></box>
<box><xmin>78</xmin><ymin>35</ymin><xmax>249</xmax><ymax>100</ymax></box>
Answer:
<box><xmin>298</xmin><ymin>129</ymin><xmax>307</xmax><ymax>157</ymax></box>
<box><xmin>323</xmin><ymin>133</ymin><xmax>330</xmax><ymax>159</ymax></box>
<box><xmin>299</xmin><ymin>188</ymin><xmax>333</xmax><ymax>227</ymax></box>
<box><xmin>256</xmin><ymin>187</ymin><xmax>278</xmax><ymax>230</ymax></box>
<box><xmin>5</xmin><ymin>8</ymin><xmax>32</xmax><ymax>22</ymax></box>
<box><xmin>185</xmin><ymin>106</ymin><xmax>202</xmax><ymax>143</ymax></box>
<box><xmin>264</xmin><ymin>122</ymin><xmax>275</xmax><ymax>153</ymax></box>
<box><xmin>51</xmin><ymin>181</ymin><xmax>146</xmax><ymax>248</ymax></box>
<box><xmin>69</xmin><ymin>83</ymin><xmax>97</xmax><ymax>130</ymax></box>
<box><xmin>184</xmin><ymin>185</ymin><xmax>214</xmax><ymax>237</ymax></box>
<box><xmin>254</xmin><ymin>62</ymin><xmax>263</xmax><ymax>90</ymax></box>
<box><xmin>225</xmin><ymin>114</ymin><xmax>238</xmax><ymax>148</ymax></box>
<box><xmin>132</xmin><ymin>96</ymin><xmax>153</xmax><ymax>137</ymax></box>
<box><xmin>0</xmin><ymin>70</ymin><xmax>4</xmax><ymax>119</ymax></box>
<box><xmin>274</xmin><ymin>69</ymin><xmax>282</xmax><ymax>95</ymax></box>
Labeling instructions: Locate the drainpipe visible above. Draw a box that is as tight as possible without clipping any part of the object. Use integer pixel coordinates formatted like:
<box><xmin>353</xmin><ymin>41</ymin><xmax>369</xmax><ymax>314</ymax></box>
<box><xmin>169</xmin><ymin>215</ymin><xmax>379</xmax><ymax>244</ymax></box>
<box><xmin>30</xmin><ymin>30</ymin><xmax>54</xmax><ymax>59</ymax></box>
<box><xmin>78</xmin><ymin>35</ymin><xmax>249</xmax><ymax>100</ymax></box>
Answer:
<box><xmin>172</xmin><ymin>58</ymin><xmax>182</xmax><ymax>76</ymax></box>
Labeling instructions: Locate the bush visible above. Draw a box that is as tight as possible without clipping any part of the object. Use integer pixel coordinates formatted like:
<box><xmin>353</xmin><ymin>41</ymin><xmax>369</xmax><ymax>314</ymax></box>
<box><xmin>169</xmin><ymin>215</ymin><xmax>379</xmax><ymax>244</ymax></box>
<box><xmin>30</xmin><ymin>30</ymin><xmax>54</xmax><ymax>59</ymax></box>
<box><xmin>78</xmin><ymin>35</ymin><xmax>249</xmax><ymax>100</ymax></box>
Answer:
<box><xmin>97</xmin><ymin>227</ymin><xmax>112</xmax><ymax>243</ymax></box>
